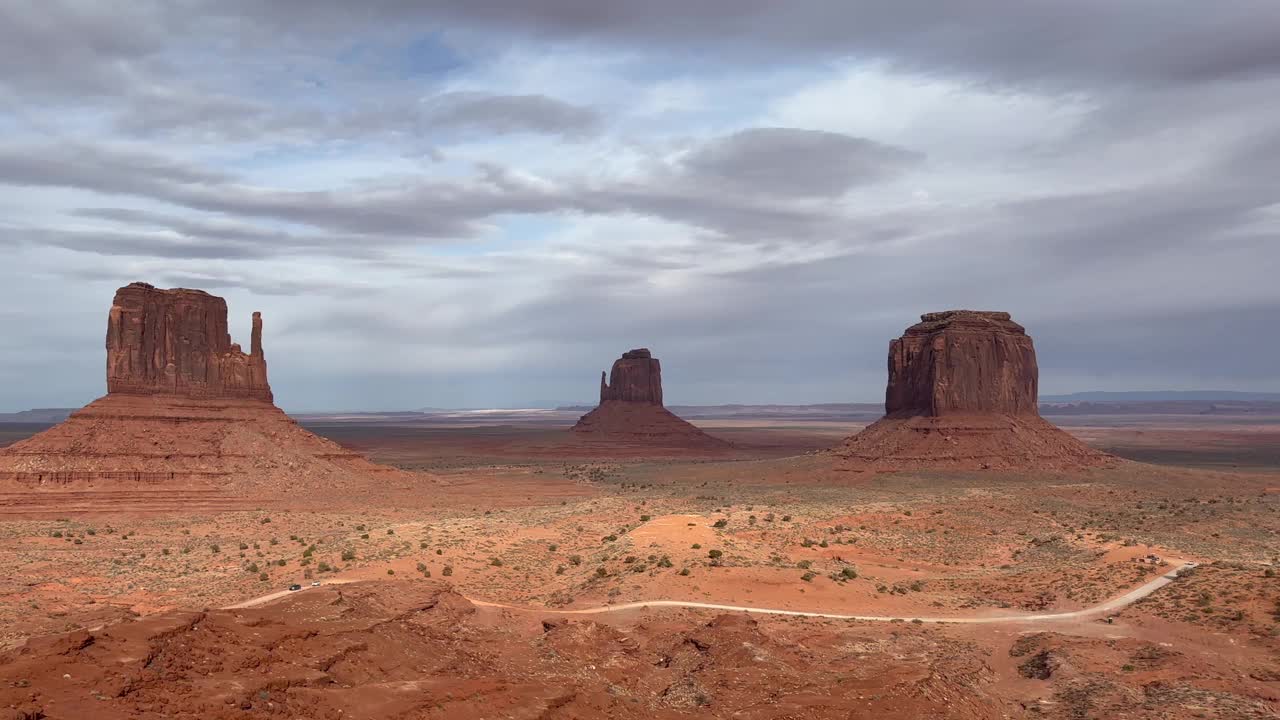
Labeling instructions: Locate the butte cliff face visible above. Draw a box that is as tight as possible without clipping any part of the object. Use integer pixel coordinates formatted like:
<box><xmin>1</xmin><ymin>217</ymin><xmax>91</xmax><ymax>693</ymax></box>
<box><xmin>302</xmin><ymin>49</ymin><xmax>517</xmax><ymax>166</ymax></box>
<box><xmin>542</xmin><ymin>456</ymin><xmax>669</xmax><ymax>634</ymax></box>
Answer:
<box><xmin>836</xmin><ymin>311</ymin><xmax>1111</xmax><ymax>471</ymax></box>
<box><xmin>0</xmin><ymin>282</ymin><xmax>412</xmax><ymax>499</ymax></box>
<box><xmin>599</xmin><ymin>348</ymin><xmax>664</xmax><ymax>405</ymax></box>
<box><xmin>572</xmin><ymin>349</ymin><xmax>729</xmax><ymax>451</ymax></box>
<box><xmin>885</xmin><ymin>311</ymin><xmax>1037</xmax><ymax>418</ymax></box>
<box><xmin>106</xmin><ymin>282</ymin><xmax>272</xmax><ymax>402</ymax></box>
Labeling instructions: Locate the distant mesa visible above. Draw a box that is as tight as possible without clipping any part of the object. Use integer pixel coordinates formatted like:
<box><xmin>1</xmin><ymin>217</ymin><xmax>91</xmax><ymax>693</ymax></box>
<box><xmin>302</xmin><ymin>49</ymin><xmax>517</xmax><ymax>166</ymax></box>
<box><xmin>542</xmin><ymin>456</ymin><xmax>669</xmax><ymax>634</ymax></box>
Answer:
<box><xmin>572</xmin><ymin>348</ymin><xmax>730</xmax><ymax>449</ymax></box>
<box><xmin>835</xmin><ymin>310</ymin><xmax>1113</xmax><ymax>471</ymax></box>
<box><xmin>106</xmin><ymin>282</ymin><xmax>272</xmax><ymax>402</ymax></box>
<box><xmin>0</xmin><ymin>282</ymin><xmax>412</xmax><ymax>499</ymax></box>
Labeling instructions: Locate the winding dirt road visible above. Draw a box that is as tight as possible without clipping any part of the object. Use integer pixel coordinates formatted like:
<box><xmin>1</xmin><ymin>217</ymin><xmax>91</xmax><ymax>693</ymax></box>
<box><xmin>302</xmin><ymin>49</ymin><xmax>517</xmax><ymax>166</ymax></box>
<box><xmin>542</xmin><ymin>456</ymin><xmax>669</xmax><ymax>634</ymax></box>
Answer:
<box><xmin>229</xmin><ymin>563</ymin><xmax>1196</xmax><ymax>624</ymax></box>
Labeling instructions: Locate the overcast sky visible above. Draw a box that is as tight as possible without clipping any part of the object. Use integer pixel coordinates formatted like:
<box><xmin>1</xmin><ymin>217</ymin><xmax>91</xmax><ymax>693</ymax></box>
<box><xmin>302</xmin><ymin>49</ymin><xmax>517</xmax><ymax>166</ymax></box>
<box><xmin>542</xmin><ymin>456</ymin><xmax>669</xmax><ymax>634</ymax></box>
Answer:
<box><xmin>2</xmin><ymin>1</ymin><xmax>1278</xmax><ymax>411</ymax></box>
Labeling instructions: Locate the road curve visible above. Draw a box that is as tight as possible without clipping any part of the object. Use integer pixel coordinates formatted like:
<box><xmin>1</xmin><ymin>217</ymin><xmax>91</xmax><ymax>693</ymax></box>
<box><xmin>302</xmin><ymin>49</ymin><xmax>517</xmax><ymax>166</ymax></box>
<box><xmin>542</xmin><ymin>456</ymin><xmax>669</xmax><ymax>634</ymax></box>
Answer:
<box><xmin>466</xmin><ymin>563</ymin><xmax>1196</xmax><ymax>625</ymax></box>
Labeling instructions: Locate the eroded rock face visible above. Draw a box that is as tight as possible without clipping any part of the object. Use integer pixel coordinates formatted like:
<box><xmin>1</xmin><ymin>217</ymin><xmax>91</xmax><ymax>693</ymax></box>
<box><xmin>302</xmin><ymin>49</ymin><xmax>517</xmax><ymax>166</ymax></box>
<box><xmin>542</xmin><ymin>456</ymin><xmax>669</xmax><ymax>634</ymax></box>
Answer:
<box><xmin>599</xmin><ymin>348</ymin><xmax>664</xmax><ymax>405</ymax></box>
<box><xmin>105</xmin><ymin>282</ymin><xmax>272</xmax><ymax>402</ymax></box>
<box><xmin>885</xmin><ymin>310</ymin><xmax>1037</xmax><ymax>418</ymax></box>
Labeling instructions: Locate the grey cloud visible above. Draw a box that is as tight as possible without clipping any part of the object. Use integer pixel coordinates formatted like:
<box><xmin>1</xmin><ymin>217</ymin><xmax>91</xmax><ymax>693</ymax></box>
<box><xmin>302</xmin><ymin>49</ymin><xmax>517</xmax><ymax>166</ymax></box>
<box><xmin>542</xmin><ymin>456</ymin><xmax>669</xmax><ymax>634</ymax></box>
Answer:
<box><xmin>218</xmin><ymin>1</ymin><xmax>1280</xmax><ymax>89</ymax></box>
<box><xmin>422</xmin><ymin>92</ymin><xmax>602</xmax><ymax>138</ymax></box>
<box><xmin>681</xmin><ymin>128</ymin><xmax>920</xmax><ymax>198</ymax></box>
<box><xmin>0</xmin><ymin>142</ymin><xmax>229</xmax><ymax>197</ymax></box>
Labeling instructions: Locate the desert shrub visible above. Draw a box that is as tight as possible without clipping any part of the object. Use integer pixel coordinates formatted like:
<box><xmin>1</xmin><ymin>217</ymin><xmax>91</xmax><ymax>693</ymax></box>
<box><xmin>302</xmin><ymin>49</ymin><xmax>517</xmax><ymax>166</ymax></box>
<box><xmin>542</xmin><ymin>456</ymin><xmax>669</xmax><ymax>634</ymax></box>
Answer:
<box><xmin>691</xmin><ymin>543</ymin><xmax>702</xmax><ymax>550</ymax></box>
<box><xmin>796</xmin><ymin>560</ymin><xmax>812</xmax><ymax>569</ymax></box>
<box><xmin>318</xmin><ymin>562</ymin><xmax>332</xmax><ymax>572</ymax></box>
<box><xmin>210</xmin><ymin>544</ymin><xmax>220</xmax><ymax>553</ymax></box>
<box><xmin>442</xmin><ymin>566</ymin><xmax>453</xmax><ymax>576</ymax></box>
<box><xmin>713</xmin><ymin>519</ymin><xmax>728</xmax><ymax>528</ymax></box>
<box><xmin>658</xmin><ymin>556</ymin><xmax>674</xmax><ymax>568</ymax></box>
<box><xmin>841</xmin><ymin>566</ymin><xmax>858</xmax><ymax>580</ymax></box>
<box><xmin>239</xmin><ymin>542</ymin><xmax>249</xmax><ymax>550</ymax></box>
<box><xmin>624</xmin><ymin>556</ymin><xmax>637</xmax><ymax>564</ymax></box>
<box><xmin>548</xmin><ymin>544</ymin><xmax>558</xmax><ymax>552</ymax></box>
<box><xmin>259</xmin><ymin>572</ymin><xmax>269</xmax><ymax>581</ymax></box>
<box><xmin>782</xmin><ymin>515</ymin><xmax>792</xmax><ymax>522</ymax></box>
<box><xmin>801</xmin><ymin>572</ymin><xmax>816</xmax><ymax>582</ymax></box>
<box><xmin>360</xmin><ymin>533</ymin><xmax>370</xmax><ymax>540</ymax></box>
<box><xmin>569</xmin><ymin>554</ymin><xmax>583</xmax><ymax>565</ymax></box>
<box><xmin>490</xmin><ymin>557</ymin><xmax>503</xmax><ymax>567</ymax></box>
<box><xmin>707</xmin><ymin>549</ymin><xmax>724</xmax><ymax>559</ymax></box>
<box><xmin>679</xmin><ymin>568</ymin><xmax>690</xmax><ymax>576</ymax></box>
<box><xmin>640</xmin><ymin>515</ymin><xmax>651</xmax><ymax>522</ymax></box>
<box><xmin>261</xmin><ymin>517</ymin><xmax>271</xmax><ymax>524</ymax></box>
<box><xmin>555</xmin><ymin>565</ymin><xmax>566</xmax><ymax>575</ymax></box>
<box><xmin>387</xmin><ymin>529</ymin><xmax>395</xmax><ymax>535</ymax></box>
<box><xmin>420</xmin><ymin>542</ymin><xmax>429</xmax><ymax>549</ymax></box>
<box><xmin>341</xmin><ymin>549</ymin><xmax>356</xmax><ymax>561</ymax></box>
<box><xmin>247</xmin><ymin>563</ymin><xmax>259</xmax><ymax>573</ymax></box>
<box><xmin>603</xmin><ymin>534</ymin><xmax>618</xmax><ymax>543</ymax></box>
<box><xmin>595</xmin><ymin>567</ymin><xmax>608</xmax><ymax>577</ymax></box>
<box><xmin>417</xmin><ymin>562</ymin><xmax>427</xmax><ymax>572</ymax></box>
<box><xmin>387</xmin><ymin>569</ymin><xmax>395</xmax><ymax>575</ymax></box>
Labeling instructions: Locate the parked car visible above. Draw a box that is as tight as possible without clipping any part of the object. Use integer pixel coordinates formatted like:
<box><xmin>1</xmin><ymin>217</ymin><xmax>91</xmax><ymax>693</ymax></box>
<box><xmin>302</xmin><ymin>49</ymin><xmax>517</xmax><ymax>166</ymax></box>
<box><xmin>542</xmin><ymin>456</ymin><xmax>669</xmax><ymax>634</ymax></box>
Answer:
<box><xmin>288</xmin><ymin>584</ymin><xmax>302</xmax><ymax>591</ymax></box>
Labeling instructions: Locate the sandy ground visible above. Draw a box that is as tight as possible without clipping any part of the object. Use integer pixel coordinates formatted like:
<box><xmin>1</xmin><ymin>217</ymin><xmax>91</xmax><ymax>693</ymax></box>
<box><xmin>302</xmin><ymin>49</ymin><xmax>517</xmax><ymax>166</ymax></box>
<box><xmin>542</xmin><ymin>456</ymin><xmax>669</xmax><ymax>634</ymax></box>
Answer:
<box><xmin>0</xmin><ymin>413</ymin><xmax>1276</xmax><ymax>718</ymax></box>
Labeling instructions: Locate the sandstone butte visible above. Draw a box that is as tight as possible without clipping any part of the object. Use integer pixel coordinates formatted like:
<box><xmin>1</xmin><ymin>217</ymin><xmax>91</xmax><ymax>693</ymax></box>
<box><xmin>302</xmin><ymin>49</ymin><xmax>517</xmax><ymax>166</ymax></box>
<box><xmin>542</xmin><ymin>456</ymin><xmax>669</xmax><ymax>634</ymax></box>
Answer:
<box><xmin>0</xmin><ymin>282</ymin><xmax>409</xmax><ymax>498</ymax></box>
<box><xmin>571</xmin><ymin>349</ymin><xmax>730</xmax><ymax>449</ymax></box>
<box><xmin>835</xmin><ymin>310</ymin><xmax>1113</xmax><ymax>471</ymax></box>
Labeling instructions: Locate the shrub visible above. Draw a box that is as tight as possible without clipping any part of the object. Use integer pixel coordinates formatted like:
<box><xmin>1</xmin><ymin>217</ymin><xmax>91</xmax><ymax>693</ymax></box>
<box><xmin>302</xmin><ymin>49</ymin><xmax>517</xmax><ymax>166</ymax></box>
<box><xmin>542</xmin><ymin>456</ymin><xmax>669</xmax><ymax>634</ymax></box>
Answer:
<box><xmin>640</xmin><ymin>515</ymin><xmax>651</xmax><ymax>522</ymax></box>
<box><xmin>713</xmin><ymin>519</ymin><xmax>728</xmax><ymax>529</ymax></box>
<box><xmin>436</xmin><ymin>549</ymin><xmax>443</xmax><ymax>555</ymax></box>
<box><xmin>840</xmin><ymin>566</ymin><xmax>858</xmax><ymax>580</ymax></box>
<box><xmin>691</xmin><ymin>543</ymin><xmax>702</xmax><ymax>550</ymax></box>
<box><xmin>679</xmin><ymin>568</ymin><xmax>690</xmax><ymax>576</ymax></box>
<box><xmin>707</xmin><ymin>549</ymin><xmax>724</xmax><ymax>559</ymax></box>
<box><xmin>387</xmin><ymin>569</ymin><xmax>395</xmax><ymax>575</ymax></box>
<box><xmin>658</xmin><ymin>556</ymin><xmax>674</xmax><ymax>568</ymax></box>
<box><xmin>442</xmin><ymin>566</ymin><xmax>453</xmax><ymax>576</ymax></box>
<box><xmin>420</xmin><ymin>542</ymin><xmax>429</xmax><ymax>549</ymax></box>
<box><xmin>360</xmin><ymin>533</ymin><xmax>370</xmax><ymax>540</ymax></box>
<box><xmin>387</xmin><ymin>529</ymin><xmax>395</xmax><ymax>535</ymax></box>
<box><xmin>247</xmin><ymin>563</ymin><xmax>260</xmax><ymax>573</ymax></box>
<box><xmin>259</xmin><ymin>572</ymin><xmax>269</xmax><ymax>581</ymax></box>
<box><xmin>260</xmin><ymin>517</ymin><xmax>271</xmax><ymax>524</ymax></box>
<box><xmin>624</xmin><ymin>556</ymin><xmax>637</xmax><ymax>564</ymax></box>
<box><xmin>548</xmin><ymin>544</ymin><xmax>558</xmax><ymax>552</ymax></box>
<box><xmin>490</xmin><ymin>557</ymin><xmax>503</xmax><ymax>567</ymax></box>
<box><xmin>595</xmin><ymin>567</ymin><xmax>608</xmax><ymax>578</ymax></box>
<box><xmin>603</xmin><ymin>535</ymin><xmax>618</xmax><ymax>543</ymax></box>
<box><xmin>318</xmin><ymin>562</ymin><xmax>331</xmax><ymax>572</ymax></box>
<box><xmin>782</xmin><ymin>515</ymin><xmax>792</xmax><ymax>522</ymax></box>
<box><xmin>341</xmin><ymin>549</ymin><xmax>356</xmax><ymax>561</ymax></box>
<box><xmin>801</xmin><ymin>572</ymin><xmax>816</xmax><ymax>582</ymax></box>
<box><xmin>276</xmin><ymin>559</ymin><xmax>286</xmax><ymax>567</ymax></box>
<box><xmin>569</xmin><ymin>554</ymin><xmax>583</xmax><ymax>566</ymax></box>
<box><xmin>210</xmin><ymin>544</ymin><xmax>220</xmax><ymax>553</ymax></box>
<box><xmin>417</xmin><ymin>562</ymin><xmax>427</xmax><ymax>572</ymax></box>
<box><xmin>239</xmin><ymin>542</ymin><xmax>249</xmax><ymax>551</ymax></box>
<box><xmin>555</xmin><ymin>565</ymin><xmax>566</xmax><ymax>575</ymax></box>
<box><xmin>796</xmin><ymin>560</ymin><xmax>812</xmax><ymax>569</ymax></box>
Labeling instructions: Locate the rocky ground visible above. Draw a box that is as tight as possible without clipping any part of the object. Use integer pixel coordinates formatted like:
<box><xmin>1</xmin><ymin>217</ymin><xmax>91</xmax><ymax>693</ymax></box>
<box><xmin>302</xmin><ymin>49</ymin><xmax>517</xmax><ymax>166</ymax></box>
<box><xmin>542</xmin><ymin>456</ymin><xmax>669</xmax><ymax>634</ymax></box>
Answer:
<box><xmin>0</xmin><ymin>417</ymin><xmax>1276</xmax><ymax>718</ymax></box>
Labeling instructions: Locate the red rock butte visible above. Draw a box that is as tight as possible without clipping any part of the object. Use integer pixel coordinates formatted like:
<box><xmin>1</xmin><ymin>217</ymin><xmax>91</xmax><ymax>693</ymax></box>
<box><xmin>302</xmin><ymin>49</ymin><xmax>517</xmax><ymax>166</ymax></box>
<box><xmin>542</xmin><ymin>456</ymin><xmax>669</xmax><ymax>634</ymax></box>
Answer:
<box><xmin>571</xmin><ymin>349</ymin><xmax>729</xmax><ymax>450</ymax></box>
<box><xmin>835</xmin><ymin>311</ymin><xmax>1112</xmax><ymax>471</ymax></box>
<box><xmin>0</xmin><ymin>283</ymin><xmax>412</xmax><ymax>507</ymax></box>
<box><xmin>106</xmin><ymin>283</ymin><xmax>273</xmax><ymax>402</ymax></box>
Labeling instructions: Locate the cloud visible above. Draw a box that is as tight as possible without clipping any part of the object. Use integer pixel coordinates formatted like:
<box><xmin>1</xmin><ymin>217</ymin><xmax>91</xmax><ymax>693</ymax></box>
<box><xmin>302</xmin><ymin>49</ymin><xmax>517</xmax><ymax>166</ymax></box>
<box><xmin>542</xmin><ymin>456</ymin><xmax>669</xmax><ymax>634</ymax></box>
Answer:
<box><xmin>680</xmin><ymin>127</ymin><xmax>920</xmax><ymax>198</ymax></box>
<box><xmin>422</xmin><ymin>92</ymin><xmax>602</xmax><ymax>138</ymax></box>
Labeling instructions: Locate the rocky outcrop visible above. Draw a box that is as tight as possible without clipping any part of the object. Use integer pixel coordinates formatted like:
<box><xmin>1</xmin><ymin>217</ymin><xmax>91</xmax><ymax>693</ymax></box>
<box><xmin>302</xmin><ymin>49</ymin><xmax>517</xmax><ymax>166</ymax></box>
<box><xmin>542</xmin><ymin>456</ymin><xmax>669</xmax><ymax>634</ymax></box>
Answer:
<box><xmin>0</xmin><ymin>282</ymin><xmax>414</xmax><ymax>493</ymax></box>
<box><xmin>886</xmin><ymin>311</ymin><xmax>1037</xmax><ymax>417</ymax></box>
<box><xmin>599</xmin><ymin>349</ymin><xmax>664</xmax><ymax>405</ymax></box>
<box><xmin>106</xmin><ymin>282</ymin><xmax>272</xmax><ymax>402</ymax></box>
<box><xmin>835</xmin><ymin>311</ymin><xmax>1112</xmax><ymax>471</ymax></box>
<box><xmin>573</xmin><ymin>349</ymin><xmax>729</xmax><ymax>450</ymax></box>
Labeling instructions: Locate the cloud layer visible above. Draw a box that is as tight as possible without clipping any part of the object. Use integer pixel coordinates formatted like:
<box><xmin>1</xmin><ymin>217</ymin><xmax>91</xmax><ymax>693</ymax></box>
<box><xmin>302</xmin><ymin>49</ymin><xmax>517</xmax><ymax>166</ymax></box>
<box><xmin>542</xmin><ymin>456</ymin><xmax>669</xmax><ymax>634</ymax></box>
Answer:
<box><xmin>0</xmin><ymin>1</ymin><xmax>1277</xmax><ymax>410</ymax></box>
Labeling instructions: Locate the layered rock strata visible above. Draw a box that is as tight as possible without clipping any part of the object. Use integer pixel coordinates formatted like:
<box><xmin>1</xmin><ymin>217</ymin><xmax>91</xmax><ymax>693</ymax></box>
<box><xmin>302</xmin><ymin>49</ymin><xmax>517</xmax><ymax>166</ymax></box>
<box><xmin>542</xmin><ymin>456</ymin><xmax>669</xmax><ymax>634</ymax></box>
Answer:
<box><xmin>835</xmin><ymin>311</ymin><xmax>1112</xmax><ymax>471</ymax></box>
<box><xmin>572</xmin><ymin>349</ymin><xmax>729</xmax><ymax>449</ymax></box>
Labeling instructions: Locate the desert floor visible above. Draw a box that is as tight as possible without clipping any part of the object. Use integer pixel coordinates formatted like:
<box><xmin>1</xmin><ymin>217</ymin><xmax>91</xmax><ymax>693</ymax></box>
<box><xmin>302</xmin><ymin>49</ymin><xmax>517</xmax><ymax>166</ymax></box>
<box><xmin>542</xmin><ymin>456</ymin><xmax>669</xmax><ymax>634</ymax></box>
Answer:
<box><xmin>0</xmin><ymin>412</ymin><xmax>1275</xmax><ymax>718</ymax></box>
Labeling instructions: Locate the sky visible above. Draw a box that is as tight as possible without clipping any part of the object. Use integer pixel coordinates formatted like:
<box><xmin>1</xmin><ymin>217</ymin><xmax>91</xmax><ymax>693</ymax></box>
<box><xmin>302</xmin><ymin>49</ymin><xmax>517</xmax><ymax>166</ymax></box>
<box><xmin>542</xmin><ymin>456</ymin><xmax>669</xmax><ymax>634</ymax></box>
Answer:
<box><xmin>1</xmin><ymin>1</ymin><xmax>1279</xmax><ymax>411</ymax></box>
